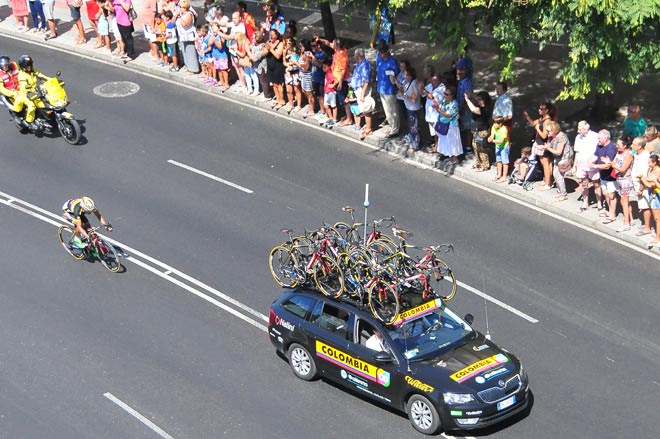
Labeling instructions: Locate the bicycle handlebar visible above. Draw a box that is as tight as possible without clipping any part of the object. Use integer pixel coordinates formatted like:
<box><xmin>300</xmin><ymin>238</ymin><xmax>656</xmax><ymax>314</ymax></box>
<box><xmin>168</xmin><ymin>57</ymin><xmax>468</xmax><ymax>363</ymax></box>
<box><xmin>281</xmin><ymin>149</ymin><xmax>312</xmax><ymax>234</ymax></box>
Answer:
<box><xmin>423</xmin><ymin>244</ymin><xmax>454</xmax><ymax>253</ymax></box>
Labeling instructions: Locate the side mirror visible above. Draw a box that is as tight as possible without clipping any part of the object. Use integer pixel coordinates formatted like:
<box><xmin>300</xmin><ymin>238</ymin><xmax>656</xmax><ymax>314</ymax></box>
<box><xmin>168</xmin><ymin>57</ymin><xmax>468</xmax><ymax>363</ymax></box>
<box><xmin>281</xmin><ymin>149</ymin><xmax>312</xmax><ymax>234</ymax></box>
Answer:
<box><xmin>464</xmin><ymin>313</ymin><xmax>474</xmax><ymax>325</ymax></box>
<box><xmin>373</xmin><ymin>351</ymin><xmax>394</xmax><ymax>363</ymax></box>
<box><xmin>56</xmin><ymin>71</ymin><xmax>61</xmax><ymax>77</ymax></box>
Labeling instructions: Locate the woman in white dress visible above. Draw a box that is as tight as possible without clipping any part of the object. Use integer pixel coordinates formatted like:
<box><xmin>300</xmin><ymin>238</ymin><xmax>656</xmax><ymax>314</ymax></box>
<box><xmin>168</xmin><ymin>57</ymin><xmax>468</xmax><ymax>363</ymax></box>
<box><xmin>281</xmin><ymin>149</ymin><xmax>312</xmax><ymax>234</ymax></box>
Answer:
<box><xmin>434</xmin><ymin>85</ymin><xmax>462</xmax><ymax>164</ymax></box>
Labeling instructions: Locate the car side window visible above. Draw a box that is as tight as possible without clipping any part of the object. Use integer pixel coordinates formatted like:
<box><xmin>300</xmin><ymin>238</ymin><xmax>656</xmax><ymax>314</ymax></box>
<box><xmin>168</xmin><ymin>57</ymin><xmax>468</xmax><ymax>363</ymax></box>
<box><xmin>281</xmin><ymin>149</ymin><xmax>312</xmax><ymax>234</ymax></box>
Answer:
<box><xmin>310</xmin><ymin>302</ymin><xmax>350</xmax><ymax>339</ymax></box>
<box><xmin>281</xmin><ymin>295</ymin><xmax>317</xmax><ymax>319</ymax></box>
<box><xmin>356</xmin><ymin>320</ymin><xmax>388</xmax><ymax>353</ymax></box>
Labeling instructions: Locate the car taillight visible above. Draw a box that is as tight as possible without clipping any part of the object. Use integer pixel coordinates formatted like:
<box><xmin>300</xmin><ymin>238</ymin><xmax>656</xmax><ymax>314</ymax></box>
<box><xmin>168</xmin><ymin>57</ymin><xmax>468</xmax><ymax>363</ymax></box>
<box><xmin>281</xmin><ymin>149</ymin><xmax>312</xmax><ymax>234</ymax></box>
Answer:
<box><xmin>269</xmin><ymin>307</ymin><xmax>276</xmax><ymax>328</ymax></box>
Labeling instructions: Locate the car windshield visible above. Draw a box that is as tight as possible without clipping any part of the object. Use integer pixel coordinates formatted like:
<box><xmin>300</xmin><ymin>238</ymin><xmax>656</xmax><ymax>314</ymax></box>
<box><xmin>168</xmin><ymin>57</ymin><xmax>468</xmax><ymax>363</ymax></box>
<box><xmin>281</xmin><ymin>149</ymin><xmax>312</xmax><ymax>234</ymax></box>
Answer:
<box><xmin>384</xmin><ymin>307</ymin><xmax>475</xmax><ymax>361</ymax></box>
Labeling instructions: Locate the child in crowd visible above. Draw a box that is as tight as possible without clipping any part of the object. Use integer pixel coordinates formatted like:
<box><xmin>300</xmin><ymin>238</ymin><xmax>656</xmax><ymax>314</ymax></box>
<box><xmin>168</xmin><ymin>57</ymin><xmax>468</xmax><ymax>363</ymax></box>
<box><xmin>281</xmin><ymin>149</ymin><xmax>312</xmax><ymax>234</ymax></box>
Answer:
<box><xmin>196</xmin><ymin>24</ymin><xmax>215</xmax><ymax>85</ymax></box>
<box><xmin>283</xmin><ymin>37</ymin><xmax>301</xmax><ymax>113</ymax></box>
<box><xmin>95</xmin><ymin>0</ymin><xmax>111</xmax><ymax>53</ymax></box>
<box><xmin>152</xmin><ymin>14</ymin><xmax>167</xmax><ymax>66</ymax></box>
<box><xmin>299</xmin><ymin>39</ymin><xmax>315</xmax><ymax>118</ymax></box>
<box><xmin>211</xmin><ymin>23</ymin><xmax>230</xmax><ymax>91</ymax></box>
<box><xmin>488</xmin><ymin>116</ymin><xmax>511</xmax><ymax>183</ymax></box>
<box><xmin>164</xmin><ymin>11</ymin><xmax>180</xmax><ymax>72</ymax></box>
<box><xmin>322</xmin><ymin>58</ymin><xmax>337</xmax><ymax>126</ymax></box>
<box><xmin>509</xmin><ymin>146</ymin><xmax>532</xmax><ymax>184</ymax></box>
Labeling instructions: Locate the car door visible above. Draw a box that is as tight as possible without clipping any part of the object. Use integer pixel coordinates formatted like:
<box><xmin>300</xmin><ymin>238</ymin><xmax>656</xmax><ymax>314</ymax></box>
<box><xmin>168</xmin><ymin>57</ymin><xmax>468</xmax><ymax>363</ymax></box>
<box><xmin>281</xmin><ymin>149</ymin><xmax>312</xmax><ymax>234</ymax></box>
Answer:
<box><xmin>306</xmin><ymin>300</ymin><xmax>353</xmax><ymax>380</ymax></box>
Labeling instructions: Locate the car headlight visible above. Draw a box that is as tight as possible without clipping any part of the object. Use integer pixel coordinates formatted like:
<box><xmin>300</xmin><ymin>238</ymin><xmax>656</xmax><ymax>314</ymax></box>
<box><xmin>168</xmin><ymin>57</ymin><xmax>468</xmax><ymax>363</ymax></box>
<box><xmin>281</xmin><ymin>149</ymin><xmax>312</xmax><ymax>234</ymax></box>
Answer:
<box><xmin>443</xmin><ymin>392</ymin><xmax>475</xmax><ymax>405</ymax></box>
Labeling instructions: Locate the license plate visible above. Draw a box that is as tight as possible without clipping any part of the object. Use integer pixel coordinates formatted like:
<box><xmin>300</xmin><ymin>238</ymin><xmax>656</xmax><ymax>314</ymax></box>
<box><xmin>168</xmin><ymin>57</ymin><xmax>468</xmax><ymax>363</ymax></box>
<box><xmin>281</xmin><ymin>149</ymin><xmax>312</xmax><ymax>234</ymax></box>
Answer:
<box><xmin>497</xmin><ymin>395</ymin><xmax>516</xmax><ymax>411</ymax></box>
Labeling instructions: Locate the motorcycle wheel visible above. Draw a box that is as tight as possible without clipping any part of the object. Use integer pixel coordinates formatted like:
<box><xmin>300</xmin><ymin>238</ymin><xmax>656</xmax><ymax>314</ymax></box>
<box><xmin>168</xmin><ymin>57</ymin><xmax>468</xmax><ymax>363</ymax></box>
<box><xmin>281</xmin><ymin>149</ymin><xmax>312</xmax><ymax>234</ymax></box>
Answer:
<box><xmin>58</xmin><ymin>118</ymin><xmax>81</xmax><ymax>145</ymax></box>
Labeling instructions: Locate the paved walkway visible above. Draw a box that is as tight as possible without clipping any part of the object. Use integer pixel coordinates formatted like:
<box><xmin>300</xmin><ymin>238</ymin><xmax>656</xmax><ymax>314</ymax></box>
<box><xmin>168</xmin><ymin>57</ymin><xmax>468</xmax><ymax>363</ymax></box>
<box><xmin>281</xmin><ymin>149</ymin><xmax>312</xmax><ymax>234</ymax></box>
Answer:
<box><xmin>0</xmin><ymin>1</ymin><xmax>658</xmax><ymax>256</ymax></box>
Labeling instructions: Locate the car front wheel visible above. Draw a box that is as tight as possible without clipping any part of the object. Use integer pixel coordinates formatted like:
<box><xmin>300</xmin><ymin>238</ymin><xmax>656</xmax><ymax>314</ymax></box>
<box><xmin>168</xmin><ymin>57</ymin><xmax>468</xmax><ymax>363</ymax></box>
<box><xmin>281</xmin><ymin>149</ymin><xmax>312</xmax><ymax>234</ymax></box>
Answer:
<box><xmin>406</xmin><ymin>394</ymin><xmax>441</xmax><ymax>435</ymax></box>
<box><xmin>287</xmin><ymin>343</ymin><xmax>317</xmax><ymax>381</ymax></box>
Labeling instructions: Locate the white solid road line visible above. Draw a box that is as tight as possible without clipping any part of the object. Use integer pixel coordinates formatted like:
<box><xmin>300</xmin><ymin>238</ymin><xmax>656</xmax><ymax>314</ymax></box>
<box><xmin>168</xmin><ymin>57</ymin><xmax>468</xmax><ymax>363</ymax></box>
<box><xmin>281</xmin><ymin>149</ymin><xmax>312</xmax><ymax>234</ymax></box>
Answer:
<box><xmin>167</xmin><ymin>160</ymin><xmax>254</xmax><ymax>194</ymax></box>
<box><xmin>0</xmin><ymin>189</ymin><xmax>538</xmax><ymax>325</ymax></box>
<box><xmin>103</xmin><ymin>392</ymin><xmax>176</xmax><ymax>439</ymax></box>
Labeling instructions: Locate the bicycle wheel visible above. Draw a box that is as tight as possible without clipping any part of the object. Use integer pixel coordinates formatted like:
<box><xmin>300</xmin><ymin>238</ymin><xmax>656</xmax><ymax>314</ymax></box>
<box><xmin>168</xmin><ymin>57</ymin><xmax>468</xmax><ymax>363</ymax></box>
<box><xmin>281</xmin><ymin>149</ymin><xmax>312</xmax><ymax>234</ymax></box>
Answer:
<box><xmin>428</xmin><ymin>258</ymin><xmax>457</xmax><ymax>301</ymax></box>
<box><xmin>312</xmin><ymin>254</ymin><xmax>345</xmax><ymax>299</ymax></box>
<box><xmin>95</xmin><ymin>238</ymin><xmax>122</xmax><ymax>272</ymax></box>
<box><xmin>367</xmin><ymin>280</ymin><xmax>400</xmax><ymax>325</ymax></box>
<box><xmin>367</xmin><ymin>238</ymin><xmax>395</xmax><ymax>264</ymax></box>
<box><xmin>57</xmin><ymin>225</ymin><xmax>85</xmax><ymax>260</ymax></box>
<box><xmin>268</xmin><ymin>245</ymin><xmax>303</xmax><ymax>288</ymax></box>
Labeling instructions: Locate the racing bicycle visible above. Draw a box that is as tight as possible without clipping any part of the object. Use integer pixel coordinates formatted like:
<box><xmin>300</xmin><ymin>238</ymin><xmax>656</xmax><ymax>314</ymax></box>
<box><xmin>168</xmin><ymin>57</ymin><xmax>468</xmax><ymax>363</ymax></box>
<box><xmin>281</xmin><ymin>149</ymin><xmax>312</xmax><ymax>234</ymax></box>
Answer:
<box><xmin>57</xmin><ymin>224</ymin><xmax>121</xmax><ymax>272</ymax></box>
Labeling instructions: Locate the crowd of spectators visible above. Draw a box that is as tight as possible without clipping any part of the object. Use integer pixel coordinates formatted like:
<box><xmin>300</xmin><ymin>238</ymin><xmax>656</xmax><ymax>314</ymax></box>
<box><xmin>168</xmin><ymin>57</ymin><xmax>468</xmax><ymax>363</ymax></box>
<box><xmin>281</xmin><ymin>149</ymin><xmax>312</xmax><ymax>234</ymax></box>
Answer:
<box><xmin>5</xmin><ymin>0</ymin><xmax>660</xmax><ymax>247</ymax></box>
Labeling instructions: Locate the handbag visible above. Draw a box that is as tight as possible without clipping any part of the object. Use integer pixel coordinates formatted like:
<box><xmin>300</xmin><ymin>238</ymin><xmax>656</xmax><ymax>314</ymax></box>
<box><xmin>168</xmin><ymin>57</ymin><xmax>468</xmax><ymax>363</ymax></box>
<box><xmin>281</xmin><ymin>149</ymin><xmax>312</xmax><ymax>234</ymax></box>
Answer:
<box><xmin>610</xmin><ymin>167</ymin><xmax>618</xmax><ymax>179</ymax></box>
<box><xmin>128</xmin><ymin>5</ymin><xmax>138</xmax><ymax>21</ymax></box>
<box><xmin>434</xmin><ymin>119</ymin><xmax>449</xmax><ymax>136</ymax></box>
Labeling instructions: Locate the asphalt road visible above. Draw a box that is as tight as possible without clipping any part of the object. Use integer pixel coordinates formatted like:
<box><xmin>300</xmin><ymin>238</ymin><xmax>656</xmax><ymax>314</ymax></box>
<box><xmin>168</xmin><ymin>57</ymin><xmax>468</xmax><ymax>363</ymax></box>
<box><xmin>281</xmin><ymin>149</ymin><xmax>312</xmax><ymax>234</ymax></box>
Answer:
<box><xmin>0</xmin><ymin>37</ymin><xmax>658</xmax><ymax>439</ymax></box>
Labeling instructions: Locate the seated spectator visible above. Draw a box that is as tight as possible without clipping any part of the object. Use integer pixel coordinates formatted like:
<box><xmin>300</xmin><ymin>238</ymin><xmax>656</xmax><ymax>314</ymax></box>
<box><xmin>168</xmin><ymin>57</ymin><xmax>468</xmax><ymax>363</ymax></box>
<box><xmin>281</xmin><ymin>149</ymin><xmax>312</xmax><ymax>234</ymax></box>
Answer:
<box><xmin>573</xmin><ymin>120</ymin><xmax>599</xmax><ymax>212</ymax></box>
<box><xmin>624</xmin><ymin>104</ymin><xmax>647</xmax><ymax>140</ymax></box>
<box><xmin>488</xmin><ymin>116</ymin><xmax>510</xmax><ymax>183</ymax></box>
<box><xmin>510</xmin><ymin>146</ymin><xmax>532</xmax><ymax>185</ymax></box>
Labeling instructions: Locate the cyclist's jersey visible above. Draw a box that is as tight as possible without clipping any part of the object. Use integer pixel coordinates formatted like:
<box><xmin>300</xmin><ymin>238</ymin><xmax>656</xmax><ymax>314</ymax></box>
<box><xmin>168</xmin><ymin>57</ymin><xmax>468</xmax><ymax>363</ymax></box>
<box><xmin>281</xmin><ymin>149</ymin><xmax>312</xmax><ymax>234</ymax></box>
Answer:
<box><xmin>62</xmin><ymin>198</ymin><xmax>97</xmax><ymax>222</ymax></box>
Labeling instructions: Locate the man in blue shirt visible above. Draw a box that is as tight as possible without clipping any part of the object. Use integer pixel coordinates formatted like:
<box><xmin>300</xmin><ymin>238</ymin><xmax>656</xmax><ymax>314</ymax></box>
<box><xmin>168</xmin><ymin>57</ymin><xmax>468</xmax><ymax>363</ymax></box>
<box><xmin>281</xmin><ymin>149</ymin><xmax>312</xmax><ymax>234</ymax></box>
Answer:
<box><xmin>593</xmin><ymin>129</ymin><xmax>618</xmax><ymax>223</ymax></box>
<box><xmin>375</xmin><ymin>40</ymin><xmax>400</xmax><ymax>138</ymax></box>
<box><xmin>349</xmin><ymin>48</ymin><xmax>374</xmax><ymax>139</ymax></box>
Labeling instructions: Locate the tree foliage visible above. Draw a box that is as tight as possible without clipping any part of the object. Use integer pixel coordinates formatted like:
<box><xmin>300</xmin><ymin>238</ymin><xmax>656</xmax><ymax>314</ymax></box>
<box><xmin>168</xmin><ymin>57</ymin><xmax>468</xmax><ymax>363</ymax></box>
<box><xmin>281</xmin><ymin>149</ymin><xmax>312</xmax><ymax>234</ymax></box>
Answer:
<box><xmin>334</xmin><ymin>0</ymin><xmax>660</xmax><ymax>100</ymax></box>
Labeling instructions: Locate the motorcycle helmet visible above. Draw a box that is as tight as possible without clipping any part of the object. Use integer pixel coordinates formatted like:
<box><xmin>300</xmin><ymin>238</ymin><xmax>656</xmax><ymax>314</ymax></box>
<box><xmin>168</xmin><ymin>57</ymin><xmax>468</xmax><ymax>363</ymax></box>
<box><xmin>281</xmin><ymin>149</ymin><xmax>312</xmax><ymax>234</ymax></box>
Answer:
<box><xmin>17</xmin><ymin>55</ymin><xmax>33</xmax><ymax>71</ymax></box>
<box><xmin>80</xmin><ymin>197</ymin><xmax>95</xmax><ymax>213</ymax></box>
<box><xmin>0</xmin><ymin>56</ymin><xmax>10</xmax><ymax>72</ymax></box>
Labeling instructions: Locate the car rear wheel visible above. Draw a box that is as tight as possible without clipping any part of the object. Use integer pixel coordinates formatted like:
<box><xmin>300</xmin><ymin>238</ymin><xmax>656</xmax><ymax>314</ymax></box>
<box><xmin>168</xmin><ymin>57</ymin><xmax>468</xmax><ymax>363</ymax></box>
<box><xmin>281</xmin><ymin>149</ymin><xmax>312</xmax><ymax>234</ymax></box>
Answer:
<box><xmin>287</xmin><ymin>343</ymin><xmax>317</xmax><ymax>381</ymax></box>
<box><xmin>406</xmin><ymin>394</ymin><xmax>441</xmax><ymax>435</ymax></box>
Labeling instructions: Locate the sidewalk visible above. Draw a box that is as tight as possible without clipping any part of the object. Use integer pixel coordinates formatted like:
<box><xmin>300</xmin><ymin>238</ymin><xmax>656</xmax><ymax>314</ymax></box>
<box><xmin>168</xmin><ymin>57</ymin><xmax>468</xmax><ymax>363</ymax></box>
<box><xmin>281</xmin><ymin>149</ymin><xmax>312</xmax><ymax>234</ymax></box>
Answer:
<box><xmin>0</xmin><ymin>2</ymin><xmax>658</xmax><ymax>255</ymax></box>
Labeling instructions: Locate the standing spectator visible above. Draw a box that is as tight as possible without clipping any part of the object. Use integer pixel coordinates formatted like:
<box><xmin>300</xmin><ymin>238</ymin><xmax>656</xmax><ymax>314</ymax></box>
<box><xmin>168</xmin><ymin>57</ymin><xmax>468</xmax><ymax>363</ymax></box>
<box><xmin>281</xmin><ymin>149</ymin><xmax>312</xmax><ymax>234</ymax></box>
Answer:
<box><xmin>95</xmin><ymin>0</ymin><xmax>112</xmax><ymax>53</ymax></box>
<box><xmin>423</xmin><ymin>74</ymin><xmax>444</xmax><ymax>154</ymax></box>
<box><xmin>237</xmin><ymin>1</ymin><xmax>256</xmax><ymax>43</ymax></box>
<box><xmin>283</xmin><ymin>36</ymin><xmax>302</xmax><ymax>112</ymax></box>
<box><xmin>86</xmin><ymin>0</ymin><xmax>100</xmax><ymax>43</ymax></box>
<box><xmin>488</xmin><ymin>117</ymin><xmax>510</xmax><ymax>183</ymax></box>
<box><xmin>220</xmin><ymin>11</ymin><xmax>248</xmax><ymax>92</ymax></box>
<box><xmin>322</xmin><ymin>58</ymin><xmax>338</xmax><ymax>126</ymax></box>
<box><xmin>252</xmin><ymin>31</ymin><xmax>270</xmax><ymax>99</ymax></box>
<box><xmin>573</xmin><ymin>120</ymin><xmax>600</xmax><ymax>212</ymax></box>
<box><xmin>544</xmin><ymin>121</ymin><xmax>574</xmax><ymax>202</ymax></box>
<box><xmin>150</xmin><ymin>12</ymin><xmax>166</xmax><ymax>62</ymax></box>
<box><xmin>164</xmin><ymin>10</ymin><xmax>180</xmax><ymax>72</ymax></box>
<box><xmin>493</xmin><ymin>81</ymin><xmax>513</xmax><ymax>138</ymax></box>
<box><xmin>623</xmin><ymin>104</ymin><xmax>647</xmax><ymax>140</ymax></box>
<box><xmin>176</xmin><ymin>0</ymin><xmax>200</xmax><ymax>74</ymax></box>
<box><xmin>465</xmin><ymin>91</ymin><xmax>492</xmax><ymax>171</ymax></box>
<box><xmin>631</xmin><ymin>137</ymin><xmax>652</xmax><ymax>235</ymax></box>
<box><xmin>434</xmin><ymin>85</ymin><xmax>462</xmax><ymax>168</ymax></box>
<box><xmin>641</xmin><ymin>154</ymin><xmax>660</xmax><ymax>248</ymax></box>
<box><xmin>210</xmin><ymin>23</ymin><xmax>229</xmax><ymax>89</ymax></box>
<box><xmin>238</xmin><ymin>32</ymin><xmax>259</xmax><ymax>95</ymax></box>
<box><xmin>593</xmin><ymin>129</ymin><xmax>618</xmax><ymax>224</ymax></box>
<box><xmin>298</xmin><ymin>40</ymin><xmax>316</xmax><ymax>117</ymax></box>
<box><xmin>263</xmin><ymin>29</ymin><xmax>286</xmax><ymax>109</ymax></box>
<box><xmin>375</xmin><ymin>40</ymin><xmax>400</xmax><ymax>138</ymax></box>
<box><xmin>315</xmin><ymin>38</ymin><xmax>351</xmax><ymax>127</ymax></box>
<box><xmin>644</xmin><ymin>126</ymin><xmax>660</xmax><ymax>154</ymax></box>
<box><xmin>607</xmin><ymin>137</ymin><xmax>635</xmax><ymax>232</ymax></box>
<box><xmin>399</xmin><ymin>67</ymin><xmax>421</xmax><ymax>152</ymax></box>
<box><xmin>349</xmin><ymin>48</ymin><xmax>374</xmax><ymax>140</ymax></box>
<box><xmin>113</xmin><ymin>0</ymin><xmax>135</xmax><ymax>59</ymax></box>
<box><xmin>68</xmin><ymin>0</ymin><xmax>87</xmax><ymax>44</ymax></box>
<box><xmin>455</xmin><ymin>56</ymin><xmax>474</xmax><ymax>153</ymax></box>
<box><xmin>42</xmin><ymin>0</ymin><xmax>57</xmax><ymax>40</ymax></box>
<box><xmin>10</xmin><ymin>0</ymin><xmax>30</xmax><ymax>32</ymax></box>
<box><xmin>310</xmin><ymin>39</ymin><xmax>327</xmax><ymax>119</ymax></box>
<box><xmin>28</xmin><ymin>0</ymin><xmax>47</xmax><ymax>33</ymax></box>
<box><xmin>524</xmin><ymin>101</ymin><xmax>556</xmax><ymax>191</ymax></box>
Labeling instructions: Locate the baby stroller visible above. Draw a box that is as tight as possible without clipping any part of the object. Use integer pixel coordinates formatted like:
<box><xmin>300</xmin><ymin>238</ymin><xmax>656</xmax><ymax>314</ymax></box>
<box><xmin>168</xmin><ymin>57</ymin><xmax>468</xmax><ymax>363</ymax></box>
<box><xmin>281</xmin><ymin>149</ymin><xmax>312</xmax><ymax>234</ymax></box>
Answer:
<box><xmin>508</xmin><ymin>155</ymin><xmax>543</xmax><ymax>190</ymax></box>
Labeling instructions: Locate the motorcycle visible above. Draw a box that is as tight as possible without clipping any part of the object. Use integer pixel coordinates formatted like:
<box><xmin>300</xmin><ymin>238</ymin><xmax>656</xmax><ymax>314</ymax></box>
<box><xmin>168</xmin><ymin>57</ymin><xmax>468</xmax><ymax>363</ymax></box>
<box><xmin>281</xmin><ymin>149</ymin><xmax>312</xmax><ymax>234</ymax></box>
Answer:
<box><xmin>0</xmin><ymin>71</ymin><xmax>81</xmax><ymax>145</ymax></box>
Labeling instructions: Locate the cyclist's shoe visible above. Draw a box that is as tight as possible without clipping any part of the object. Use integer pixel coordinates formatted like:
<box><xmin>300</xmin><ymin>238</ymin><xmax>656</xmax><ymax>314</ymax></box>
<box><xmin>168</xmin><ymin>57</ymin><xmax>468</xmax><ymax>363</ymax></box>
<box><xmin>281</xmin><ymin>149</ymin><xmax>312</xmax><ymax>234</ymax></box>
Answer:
<box><xmin>71</xmin><ymin>236</ymin><xmax>86</xmax><ymax>249</ymax></box>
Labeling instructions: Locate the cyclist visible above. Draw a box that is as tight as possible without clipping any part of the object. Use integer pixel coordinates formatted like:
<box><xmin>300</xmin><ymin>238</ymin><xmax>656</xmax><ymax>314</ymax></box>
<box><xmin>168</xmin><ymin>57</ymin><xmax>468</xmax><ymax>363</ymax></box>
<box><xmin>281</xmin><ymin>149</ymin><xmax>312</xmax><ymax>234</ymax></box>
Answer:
<box><xmin>16</xmin><ymin>55</ymin><xmax>51</xmax><ymax>131</ymax></box>
<box><xmin>62</xmin><ymin>197</ymin><xmax>113</xmax><ymax>248</ymax></box>
<box><xmin>0</xmin><ymin>56</ymin><xmax>38</xmax><ymax>131</ymax></box>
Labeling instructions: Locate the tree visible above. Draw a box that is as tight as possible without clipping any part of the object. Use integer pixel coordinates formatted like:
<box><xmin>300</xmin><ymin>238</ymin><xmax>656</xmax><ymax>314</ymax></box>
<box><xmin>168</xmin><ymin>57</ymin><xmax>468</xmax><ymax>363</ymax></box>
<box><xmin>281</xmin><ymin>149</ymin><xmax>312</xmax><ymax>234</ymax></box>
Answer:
<box><xmin>336</xmin><ymin>0</ymin><xmax>660</xmax><ymax>106</ymax></box>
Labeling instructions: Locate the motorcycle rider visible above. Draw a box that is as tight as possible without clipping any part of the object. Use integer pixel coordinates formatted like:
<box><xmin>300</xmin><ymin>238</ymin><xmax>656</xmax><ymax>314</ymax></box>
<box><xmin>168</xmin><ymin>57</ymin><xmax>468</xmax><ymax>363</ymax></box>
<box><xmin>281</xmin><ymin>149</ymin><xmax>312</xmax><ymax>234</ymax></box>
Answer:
<box><xmin>62</xmin><ymin>197</ymin><xmax>113</xmax><ymax>248</ymax></box>
<box><xmin>16</xmin><ymin>55</ymin><xmax>52</xmax><ymax>131</ymax></box>
<box><xmin>0</xmin><ymin>56</ymin><xmax>38</xmax><ymax>131</ymax></box>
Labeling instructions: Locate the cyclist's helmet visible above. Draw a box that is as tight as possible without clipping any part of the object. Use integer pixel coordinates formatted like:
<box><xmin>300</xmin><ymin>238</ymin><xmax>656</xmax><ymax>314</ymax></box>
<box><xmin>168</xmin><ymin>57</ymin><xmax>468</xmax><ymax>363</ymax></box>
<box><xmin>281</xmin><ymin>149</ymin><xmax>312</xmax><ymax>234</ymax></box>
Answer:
<box><xmin>80</xmin><ymin>197</ymin><xmax>95</xmax><ymax>213</ymax></box>
<box><xmin>17</xmin><ymin>55</ymin><xmax>33</xmax><ymax>71</ymax></box>
<box><xmin>0</xmin><ymin>56</ymin><xmax>10</xmax><ymax>72</ymax></box>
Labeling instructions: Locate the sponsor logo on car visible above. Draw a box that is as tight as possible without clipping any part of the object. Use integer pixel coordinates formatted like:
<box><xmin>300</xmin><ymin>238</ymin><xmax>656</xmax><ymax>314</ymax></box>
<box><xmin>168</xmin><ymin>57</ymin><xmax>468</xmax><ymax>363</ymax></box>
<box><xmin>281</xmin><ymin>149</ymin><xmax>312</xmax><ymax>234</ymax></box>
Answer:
<box><xmin>316</xmin><ymin>341</ymin><xmax>391</xmax><ymax>387</ymax></box>
<box><xmin>392</xmin><ymin>299</ymin><xmax>443</xmax><ymax>327</ymax></box>
<box><xmin>472</xmin><ymin>344</ymin><xmax>489</xmax><ymax>352</ymax></box>
<box><xmin>274</xmin><ymin>316</ymin><xmax>295</xmax><ymax>331</ymax></box>
<box><xmin>475</xmin><ymin>366</ymin><xmax>509</xmax><ymax>384</ymax></box>
<box><xmin>450</xmin><ymin>353</ymin><xmax>509</xmax><ymax>383</ymax></box>
<box><xmin>404</xmin><ymin>376</ymin><xmax>435</xmax><ymax>393</ymax></box>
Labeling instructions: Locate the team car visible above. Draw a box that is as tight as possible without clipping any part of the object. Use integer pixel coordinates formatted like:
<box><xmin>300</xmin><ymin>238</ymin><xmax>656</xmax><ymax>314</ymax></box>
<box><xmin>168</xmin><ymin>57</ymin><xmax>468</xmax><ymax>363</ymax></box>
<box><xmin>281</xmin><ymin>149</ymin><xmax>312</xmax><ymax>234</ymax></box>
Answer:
<box><xmin>268</xmin><ymin>289</ymin><xmax>530</xmax><ymax>435</ymax></box>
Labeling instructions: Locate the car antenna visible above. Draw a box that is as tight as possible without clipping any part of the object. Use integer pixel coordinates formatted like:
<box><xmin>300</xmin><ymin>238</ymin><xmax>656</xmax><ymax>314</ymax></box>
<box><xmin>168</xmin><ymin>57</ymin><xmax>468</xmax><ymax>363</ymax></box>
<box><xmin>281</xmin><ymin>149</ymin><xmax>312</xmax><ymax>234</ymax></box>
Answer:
<box><xmin>482</xmin><ymin>274</ymin><xmax>491</xmax><ymax>341</ymax></box>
